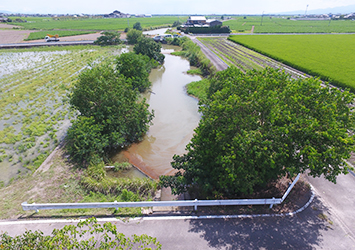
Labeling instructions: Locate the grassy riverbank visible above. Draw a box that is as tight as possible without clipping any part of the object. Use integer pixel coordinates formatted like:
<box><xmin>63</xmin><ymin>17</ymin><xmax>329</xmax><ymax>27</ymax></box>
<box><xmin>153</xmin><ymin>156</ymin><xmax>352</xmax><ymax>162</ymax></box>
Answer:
<box><xmin>0</xmin><ymin>146</ymin><xmax>158</xmax><ymax>219</ymax></box>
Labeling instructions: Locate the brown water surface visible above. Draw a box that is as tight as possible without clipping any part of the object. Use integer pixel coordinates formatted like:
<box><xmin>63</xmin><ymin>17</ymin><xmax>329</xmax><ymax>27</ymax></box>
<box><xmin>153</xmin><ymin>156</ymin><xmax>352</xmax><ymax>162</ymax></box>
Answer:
<box><xmin>112</xmin><ymin>49</ymin><xmax>202</xmax><ymax>179</ymax></box>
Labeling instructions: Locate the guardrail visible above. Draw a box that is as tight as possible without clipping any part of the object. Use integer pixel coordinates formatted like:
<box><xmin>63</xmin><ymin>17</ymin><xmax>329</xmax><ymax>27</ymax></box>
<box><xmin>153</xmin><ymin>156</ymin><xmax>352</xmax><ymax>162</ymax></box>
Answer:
<box><xmin>22</xmin><ymin>174</ymin><xmax>300</xmax><ymax>213</ymax></box>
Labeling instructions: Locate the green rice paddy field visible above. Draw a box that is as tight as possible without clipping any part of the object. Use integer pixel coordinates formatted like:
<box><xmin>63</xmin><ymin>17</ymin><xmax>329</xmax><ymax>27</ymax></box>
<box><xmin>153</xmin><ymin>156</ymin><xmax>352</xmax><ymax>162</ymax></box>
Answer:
<box><xmin>0</xmin><ymin>45</ymin><xmax>126</xmax><ymax>186</ymax></box>
<box><xmin>229</xmin><ymin>34</ymin><xmax>355</xmax><ymax>90</ymax></box>
<box><xmin>224</xmin><ymin>16</ymin><xmax>355</xmax><ymax>33</ymax></box>
<box><xmin>11</xmin><ymin>16</ymin><xmax>185</xmax><ymax>31</ymax></box>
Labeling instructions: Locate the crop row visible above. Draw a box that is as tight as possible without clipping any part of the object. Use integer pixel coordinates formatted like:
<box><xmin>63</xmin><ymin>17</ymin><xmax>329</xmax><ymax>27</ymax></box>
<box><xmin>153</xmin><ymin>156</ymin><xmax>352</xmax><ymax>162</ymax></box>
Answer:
<box><xmin>0</xmin><ymin>45</ymin><xmax>124</xmax><ymax>185</ymax></box>
<box><xmin>198</xmin><ymin>37</ymin><xmax>275</xmax><ymax>72</ymax></box>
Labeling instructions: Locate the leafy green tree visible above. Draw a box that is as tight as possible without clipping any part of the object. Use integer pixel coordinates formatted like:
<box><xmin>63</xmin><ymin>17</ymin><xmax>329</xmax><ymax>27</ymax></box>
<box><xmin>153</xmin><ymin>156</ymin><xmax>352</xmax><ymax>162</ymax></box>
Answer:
<box><xmin>94</xmin><ymin>31</ymin><xmax>121</xmax><ymax>46</ymax></box>
<box><xmin>134</xmin><ymin>36</ymin><xmax>165</xmax><ymax>64</ymax></box>
<box><xmin>160</xmin><ymin>67</ymin><xmax>355</xmax><ymax>199</ymax></box>
<box><xmin>0</xmin><ymin>218</ymin><xmax>162</xmax><ymax>249</ymax></box>
<box><xmin>172</xmin><ymin>20</ymin><xmax>182</xmax><ymax>27</ymax></box>
<box><xmin>67</xmin><ymin>63</ymin><xmax>153</xmax><ymax>165</ymax></box>
<box><xmin>133</xmin><ymin>21</ymin><xmax>142</xmax><ymax>30</ymax></box>
<box><xmin>126</xmin><ymin>29</ymin><xmax>143</xmax><ymax>44</ymax></box>
<box><xmin>66</xmin><ymin>116</ymin><xmax>108</xmax><ymax>165</ymax></box>
<box><xmin>116</xmin><ymin>52</ymin><xmax>152</xmax><ymax>92</ymax></box>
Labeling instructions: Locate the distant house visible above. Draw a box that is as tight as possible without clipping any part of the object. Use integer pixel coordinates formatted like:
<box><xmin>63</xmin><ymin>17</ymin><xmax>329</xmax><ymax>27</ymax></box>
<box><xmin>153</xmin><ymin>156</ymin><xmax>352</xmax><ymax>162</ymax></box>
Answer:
<box><xmin>186</xmin><ymin>16</ymin><xmax>207</xmax><ymax>25</ymax></box>
<box><xmin>104</xmin><ymin>10</ymin><xmax>130</xmax><ymax>18</ymax></box>
<box><xmin>206</xmin><ymin>19</ymin><xmax>223</xmax><ymax>27</ymax></box>
<box><xmin>180</xmin><ymin>16</ymin><xmax>230</xmax><ymax>34</ymax></box>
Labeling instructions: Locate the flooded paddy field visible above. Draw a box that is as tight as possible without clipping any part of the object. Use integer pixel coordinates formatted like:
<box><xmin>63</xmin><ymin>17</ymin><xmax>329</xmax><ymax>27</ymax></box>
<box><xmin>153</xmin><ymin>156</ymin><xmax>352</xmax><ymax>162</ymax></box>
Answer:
<box><xmin>0</xmin><ymin>45</ymin><xmax>126</xmax><ymax>185</ymax></box>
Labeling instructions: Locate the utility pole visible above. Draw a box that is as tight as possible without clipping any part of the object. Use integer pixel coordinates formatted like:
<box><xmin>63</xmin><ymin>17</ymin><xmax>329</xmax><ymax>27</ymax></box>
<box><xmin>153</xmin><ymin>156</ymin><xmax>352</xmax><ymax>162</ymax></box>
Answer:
<box><xmin>305</xmin><ymin>4</ymin><xmax>309</xmax><ymax>16</ymax></box>
<box><xmin>260</xmin><ymin>11</ymin><xmax>265</xmax><ymax>26</ymax></box>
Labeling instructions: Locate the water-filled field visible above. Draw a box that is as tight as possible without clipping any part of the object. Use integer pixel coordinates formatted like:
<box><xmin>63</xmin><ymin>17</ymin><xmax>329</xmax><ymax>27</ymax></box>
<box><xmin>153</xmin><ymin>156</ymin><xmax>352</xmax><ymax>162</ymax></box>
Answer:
<box><xmin>0</xmin><ymin>45</ymin><xmax>125</xmax><ymax>185</ymax></box>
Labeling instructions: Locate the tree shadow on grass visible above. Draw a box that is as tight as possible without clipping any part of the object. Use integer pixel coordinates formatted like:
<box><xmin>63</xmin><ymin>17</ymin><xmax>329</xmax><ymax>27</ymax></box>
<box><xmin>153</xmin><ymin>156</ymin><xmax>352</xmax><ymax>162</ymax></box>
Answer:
<box><xmin>188</xmin><ymin>197</ymin><xmax>331</xmax><ymax>249</ymax></box>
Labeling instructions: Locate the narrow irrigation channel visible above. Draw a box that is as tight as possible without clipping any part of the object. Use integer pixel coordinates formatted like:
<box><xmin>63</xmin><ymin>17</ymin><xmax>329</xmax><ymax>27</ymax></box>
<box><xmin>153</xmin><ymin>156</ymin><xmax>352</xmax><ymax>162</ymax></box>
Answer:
<box><xmin>112</xmin><ymin>46</ymin><xmax>202</xmax><ymax>181</ymax></box>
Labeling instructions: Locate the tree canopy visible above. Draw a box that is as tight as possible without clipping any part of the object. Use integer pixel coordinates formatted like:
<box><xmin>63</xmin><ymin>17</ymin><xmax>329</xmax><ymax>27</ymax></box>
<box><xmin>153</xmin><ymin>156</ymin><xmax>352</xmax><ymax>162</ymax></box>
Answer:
<box><xmin>66</xmin><ymin>63</ymin><xmax>153</xmax><ymax>165</ymax></box>
<box><xmin>116</xmin><ymin>52</ymin><xmax>157</xmax><ymax>93</ymax></box>
<box><xmin>126</xmin><ymin>29</ymin><xmax>143</xmax><ymax>45</ymax></box>
<box><xmin>134</xmin><ymin>36</ymin><xmax>165</xmax><ymax>64</ymax></box>
<box><xmin>133</xmin><ymin>21</ymin><xmax>142</xmax><ymax>31</ymax></box>
<box><xmin>160</xmin><ymin>67</ymin><xmax>355</xmax><ymax>199</ymax></box>
<box><xmin>93</xmin><ymin>31</ymin><xmax>121</xmax><ymax>46</ymax></box>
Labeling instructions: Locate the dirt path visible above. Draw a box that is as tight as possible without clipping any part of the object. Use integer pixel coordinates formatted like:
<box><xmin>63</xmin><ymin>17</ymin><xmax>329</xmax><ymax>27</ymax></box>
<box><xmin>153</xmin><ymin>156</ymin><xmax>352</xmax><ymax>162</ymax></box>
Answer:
<box><xmin>0</xmin><ymin>29</ymin><xmax>37</xmax><ymax>44</ymax></box>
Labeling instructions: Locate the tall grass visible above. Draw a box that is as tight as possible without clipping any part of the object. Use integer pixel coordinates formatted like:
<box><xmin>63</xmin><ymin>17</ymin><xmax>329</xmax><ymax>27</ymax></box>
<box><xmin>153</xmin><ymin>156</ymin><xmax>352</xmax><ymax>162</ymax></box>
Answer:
<box><xmin>172</xmin><ymin>37</ymin><xmax>216</xmax><ymax>76</ymax></box>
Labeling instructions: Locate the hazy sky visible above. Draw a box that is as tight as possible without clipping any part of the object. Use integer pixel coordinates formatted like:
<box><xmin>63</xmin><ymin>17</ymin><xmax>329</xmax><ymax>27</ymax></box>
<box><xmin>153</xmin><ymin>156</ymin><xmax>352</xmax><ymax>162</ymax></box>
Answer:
<box><xmin>1</xmin><ymin>0</ymin><xmax>354</xmax><ymax>14</ymax></box>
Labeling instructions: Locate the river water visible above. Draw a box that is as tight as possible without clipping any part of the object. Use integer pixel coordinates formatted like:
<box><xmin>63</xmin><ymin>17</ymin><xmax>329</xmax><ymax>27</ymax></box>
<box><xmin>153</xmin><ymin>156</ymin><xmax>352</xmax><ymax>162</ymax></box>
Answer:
<box><xmin>112</xmin><ymin>46</ymin><xmax>202</xmax><ymax>179</ymax></box>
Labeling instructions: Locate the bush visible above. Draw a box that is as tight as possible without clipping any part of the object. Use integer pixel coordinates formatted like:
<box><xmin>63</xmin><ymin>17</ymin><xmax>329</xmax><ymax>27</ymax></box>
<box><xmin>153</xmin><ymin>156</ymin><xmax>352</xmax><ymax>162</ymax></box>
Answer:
<box><xmin>133</xmin><ymin>22</ymin><xmax>142</xmax><ymax>31</ymax></box>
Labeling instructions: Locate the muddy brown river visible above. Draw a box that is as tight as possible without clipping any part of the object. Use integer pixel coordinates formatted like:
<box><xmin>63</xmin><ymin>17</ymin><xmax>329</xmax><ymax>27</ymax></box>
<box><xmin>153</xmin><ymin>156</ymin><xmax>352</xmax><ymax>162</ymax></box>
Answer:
<box><xmin>112</xmin><ymin>47</ymin><xmax>202</xmax><ymax>179</ymax></box>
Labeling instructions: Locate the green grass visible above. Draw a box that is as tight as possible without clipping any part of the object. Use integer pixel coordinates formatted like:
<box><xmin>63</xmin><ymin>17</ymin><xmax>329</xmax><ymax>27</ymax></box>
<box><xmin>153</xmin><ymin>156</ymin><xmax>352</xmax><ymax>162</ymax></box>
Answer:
<box><xmin>224</xmin><ymin>16</ymin><xmax>355</xmax><ymax>33</ymax></box>
<box><xmin>25</xmin><ymin>30</ymin><xmax>97</xmax><ymax>40</ymax></box>
<box><xmin>186</xmin><ymin>78</ymin><xmax>210</xmax><ymax>101</ymax></box>
<box><xmin>187</xmin><ymin>68</ymin><xmax>203</xmax><ymax>75</ymax></box>
<box><xmin>0</xmin><ymin>150</ymin><xmax>156</xmax><ymax>219</ymax></box>
<box><xmin>11</xmin><ymin>16</ymin><xmax>186</xmax><ymax>31</ymax></box>
<box><xmin>228</xmin><ymin>34</ymin><xmax>355</xmax><ymax>90</ymax></box>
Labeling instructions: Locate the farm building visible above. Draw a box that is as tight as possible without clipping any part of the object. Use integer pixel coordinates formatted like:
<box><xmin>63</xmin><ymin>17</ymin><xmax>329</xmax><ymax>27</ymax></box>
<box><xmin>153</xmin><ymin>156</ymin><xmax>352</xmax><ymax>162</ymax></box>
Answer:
<box><xmin>206</xmin><ymin>19</ymin><xmax>223</xmax><ymax>27</ymax></box>
<box><xmin>186</xmin><ymin>16</ymin><xmax>207</xmax><ymax>25</ymax></box>
<box><xmin>183</xmin><ymin>16</ymin><xmax>222</xmax><ymax>27</ymax></box>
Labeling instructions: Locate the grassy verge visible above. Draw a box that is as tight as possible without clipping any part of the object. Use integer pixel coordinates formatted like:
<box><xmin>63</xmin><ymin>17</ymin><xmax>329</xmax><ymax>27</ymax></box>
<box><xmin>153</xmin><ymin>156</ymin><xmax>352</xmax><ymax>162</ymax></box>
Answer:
<box><xmin>0</xmin><ymin>147</ymin><xmax>158</xmax><ymax>219</ymax></box>
<box><xmin>171</xmin><ymin>37</ymin><xmax>216</xmax><ymax>76</ymax></box>
<box><xmin>25</xmin><ymin>30</ymin><xmax>97</xmax><ymax>40</ymax></box>
<box><xmin>186</xmin><ymin>78</ymin><xmax>210</xmax><ymax>101</ymax></box>
<box><xmin>186</xmin><ymin>68</ymin><xmax>203</xmax><ymax>75</ymax></box>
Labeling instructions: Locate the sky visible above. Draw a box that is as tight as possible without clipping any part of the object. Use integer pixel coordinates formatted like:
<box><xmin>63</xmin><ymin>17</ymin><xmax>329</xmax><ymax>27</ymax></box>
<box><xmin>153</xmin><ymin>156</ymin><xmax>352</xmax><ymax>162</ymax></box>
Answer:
<box><xmin>1</xmin><ymin>0</ymin><xmax>354</xmax><ymax>15</ymax></box>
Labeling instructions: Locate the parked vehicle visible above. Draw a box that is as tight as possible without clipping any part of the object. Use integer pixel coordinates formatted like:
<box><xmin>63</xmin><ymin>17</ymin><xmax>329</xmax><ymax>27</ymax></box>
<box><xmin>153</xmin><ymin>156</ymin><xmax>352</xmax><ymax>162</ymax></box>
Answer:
<box><xmin>153</xmin><ymin>35</ymin><xmax>165</xmax><ymax>43</ymax></box>
<box><xmin>45</xmin><ymin>34</ymin><xmax>60</xmax><ymax>42</ymax></box>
